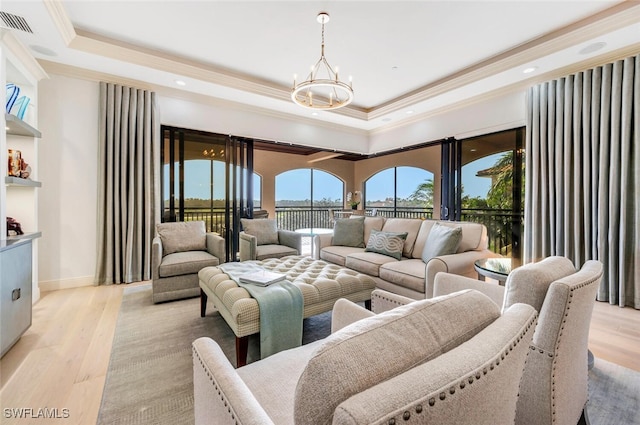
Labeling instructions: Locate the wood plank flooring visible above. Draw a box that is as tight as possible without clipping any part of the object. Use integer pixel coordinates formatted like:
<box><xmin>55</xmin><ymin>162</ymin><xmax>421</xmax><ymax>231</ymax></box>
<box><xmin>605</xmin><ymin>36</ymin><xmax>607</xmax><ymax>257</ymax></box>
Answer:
<box><xmin>0</xmin><ymin>284</ymin><xmax>638</xmax><ymax>424</ymax></box>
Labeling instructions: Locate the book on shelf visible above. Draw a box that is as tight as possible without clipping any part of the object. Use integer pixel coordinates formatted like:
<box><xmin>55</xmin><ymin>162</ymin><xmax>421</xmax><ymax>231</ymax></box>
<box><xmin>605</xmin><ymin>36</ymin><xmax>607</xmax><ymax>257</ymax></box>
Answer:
<box><xmin>239</xmin><ymin>270</ymin><xmax>286</xmax><ymax>286</ymax></box>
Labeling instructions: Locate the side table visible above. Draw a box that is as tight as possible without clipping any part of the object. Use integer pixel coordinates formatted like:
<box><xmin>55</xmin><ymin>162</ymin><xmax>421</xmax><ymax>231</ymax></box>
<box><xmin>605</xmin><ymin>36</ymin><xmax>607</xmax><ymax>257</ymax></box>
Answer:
<box><xmin>474</xmin><ymin>257</ymin><xmax>517</xmax><ymax>285</ymax></box>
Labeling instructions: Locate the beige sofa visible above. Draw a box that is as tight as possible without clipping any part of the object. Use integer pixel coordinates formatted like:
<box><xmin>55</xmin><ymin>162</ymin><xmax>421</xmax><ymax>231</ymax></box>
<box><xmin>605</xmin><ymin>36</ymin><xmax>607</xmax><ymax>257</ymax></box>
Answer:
<box><xmin>192</xmin><ymin>289</ymin><xmax>537</xmax><ymax>425</ymax></box>
<box><xmin>313</xmin><ymin>217</ymin><xmax>497</xmax><ymax>299</ymax></box>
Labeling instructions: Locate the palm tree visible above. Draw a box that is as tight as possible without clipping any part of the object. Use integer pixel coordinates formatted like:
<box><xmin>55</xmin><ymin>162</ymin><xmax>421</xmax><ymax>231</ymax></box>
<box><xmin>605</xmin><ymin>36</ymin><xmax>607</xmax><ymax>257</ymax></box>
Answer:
<box><xmin>409</xmin><ymin>178</ymin><xmax>434</xmax><ymax>207</ymax></box>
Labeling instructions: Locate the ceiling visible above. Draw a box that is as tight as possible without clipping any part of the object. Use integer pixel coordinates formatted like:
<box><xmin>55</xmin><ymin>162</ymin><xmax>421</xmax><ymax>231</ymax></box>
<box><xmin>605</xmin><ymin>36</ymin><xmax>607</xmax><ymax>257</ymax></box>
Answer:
<box><xmin>2</xmin><ymin>1</ymin><xmax>640</xmax><ymax>142</ymax></box>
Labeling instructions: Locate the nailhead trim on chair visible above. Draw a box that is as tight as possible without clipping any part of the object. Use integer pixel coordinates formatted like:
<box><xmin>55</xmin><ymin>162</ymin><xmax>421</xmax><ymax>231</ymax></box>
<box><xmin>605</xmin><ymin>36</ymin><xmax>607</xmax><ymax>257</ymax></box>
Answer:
<box><xmin>192</xmin><ymin>346</ymin><xmax>240</xmax><ymax>425</ymax></box>
<box><xmin>534</xmin><ymin>274</ymin><xmax>601</xmax><ymax>425</ymax></box>
<box><xmin>382</xmin><ymin>312</ymin><xmax>537</xmax><ymax>424</ymax></box>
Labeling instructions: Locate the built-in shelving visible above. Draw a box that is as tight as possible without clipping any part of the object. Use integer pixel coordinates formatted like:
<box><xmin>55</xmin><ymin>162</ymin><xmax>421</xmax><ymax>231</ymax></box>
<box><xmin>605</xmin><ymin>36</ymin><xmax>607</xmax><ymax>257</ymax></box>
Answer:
<box><xmin>6</xmin><ymin>231</ymin><xmax>42</xmax><ymax>241</ymax></box>
<box><xmin>5</xmin><ymin>113</ymin><xmax>41</xmax><ymax>138</ymax></box>
<box><xmin>5</xmin><ymin>176</ymin><xmax>41</xmax><ymax>187</ymax></box>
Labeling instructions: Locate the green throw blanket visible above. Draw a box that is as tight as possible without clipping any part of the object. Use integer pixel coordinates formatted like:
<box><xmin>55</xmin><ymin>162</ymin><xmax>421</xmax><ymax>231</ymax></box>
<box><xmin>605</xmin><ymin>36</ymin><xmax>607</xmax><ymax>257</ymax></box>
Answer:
<box><xmin>219</xmin><ymin>262</ymin><xmax>303</xmax><ymax>359</ymax></box>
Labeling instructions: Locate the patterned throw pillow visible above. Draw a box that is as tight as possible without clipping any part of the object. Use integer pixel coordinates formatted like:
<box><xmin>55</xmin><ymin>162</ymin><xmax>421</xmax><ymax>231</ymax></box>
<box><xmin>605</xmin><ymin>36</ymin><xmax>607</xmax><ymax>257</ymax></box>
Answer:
<box><xmin>421</xmin><ymin>222</ymin><xmax>463</xmax><ymax>263</ymax></box>
<box><xmin>365</xmin><ymin>229</ymin><xmax>408</xmax><ymax>260</ymax></box>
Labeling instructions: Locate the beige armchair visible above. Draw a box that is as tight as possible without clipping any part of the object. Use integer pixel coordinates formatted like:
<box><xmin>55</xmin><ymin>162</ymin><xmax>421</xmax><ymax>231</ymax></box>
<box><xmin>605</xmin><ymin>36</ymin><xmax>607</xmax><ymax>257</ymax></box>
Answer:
<box><xmin>432</xmin><ymin>256</ymin><xmax>603</xmax><ymax>425</ymax></box>
<box><xmin>192</xmin><ymin>289</ymin><xmax>537</xmax><ymax>425</ymax></box>
<box><xmin>152</xmin><ymin>221</ymin><xmax>225</xmax><ymax>303</ymax></box>
<box><xmin>239</xmin><ymin>218</ymin><xmax>302</xmax><ymax>261</ymax></box>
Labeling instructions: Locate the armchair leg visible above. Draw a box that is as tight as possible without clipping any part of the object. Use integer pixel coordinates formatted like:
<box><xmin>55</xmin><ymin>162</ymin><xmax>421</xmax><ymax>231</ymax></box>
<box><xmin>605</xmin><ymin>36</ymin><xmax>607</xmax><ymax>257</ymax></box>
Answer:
<box><xmin>236</xmin><ymin>336</ymin><xmax>249</xmax><ymax>368</ymax></box>
<box><xmin>200</xmin><ymin>289</ymin><xmax>208</xmax><ymax>317</ymax></box>
<box><xmin>365</xmin><ymin>299</ymin><xmax>372</xmax><ymax>310</ymax></box>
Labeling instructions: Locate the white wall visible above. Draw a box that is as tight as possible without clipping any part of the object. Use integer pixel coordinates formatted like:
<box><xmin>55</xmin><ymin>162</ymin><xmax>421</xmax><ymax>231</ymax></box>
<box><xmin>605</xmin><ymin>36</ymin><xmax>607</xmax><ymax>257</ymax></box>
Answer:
<box><xmin>369</xmin><ymin>91</ymin><xmax>526</xmax><ymax>152</ymax></box>
<box><xmin>38</xmin><ymin>74</ymin><xmax>99</xmax><ymax>290</ymax></box>
<box><xmin>36</xmin><ymin>73</ymin><xmax>527</xmax><ymax>289</ymax></box>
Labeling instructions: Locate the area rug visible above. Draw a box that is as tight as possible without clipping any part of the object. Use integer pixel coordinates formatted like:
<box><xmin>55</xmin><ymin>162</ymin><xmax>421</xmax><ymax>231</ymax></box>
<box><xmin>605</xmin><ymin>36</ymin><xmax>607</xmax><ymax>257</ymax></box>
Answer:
<box><xmin>98</xmin><ymin>283</ymin><xmax>639</xmax><ymax>425</ymax></box>
<box><xmin>96</xmin><ymin>284</ymin><xmax>330</xmax><ymax>425</ymax></box>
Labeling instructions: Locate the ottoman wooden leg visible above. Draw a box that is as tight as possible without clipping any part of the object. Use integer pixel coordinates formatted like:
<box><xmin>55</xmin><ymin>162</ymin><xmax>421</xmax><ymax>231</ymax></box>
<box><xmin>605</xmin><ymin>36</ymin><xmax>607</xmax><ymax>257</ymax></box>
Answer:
<box><xmin>365</xmin><ymin>299</ymin><xmax>371</xmax><ymax>310</ymax></box>
<box><xmin>200</xmin><ymin>289</ymin><xmax>208</xmax><ymax>317</ymax></box>
<box><xmin>236</xmin><ymin>336</ymin><xmax>249</xmax><ymax>368</ymax></box>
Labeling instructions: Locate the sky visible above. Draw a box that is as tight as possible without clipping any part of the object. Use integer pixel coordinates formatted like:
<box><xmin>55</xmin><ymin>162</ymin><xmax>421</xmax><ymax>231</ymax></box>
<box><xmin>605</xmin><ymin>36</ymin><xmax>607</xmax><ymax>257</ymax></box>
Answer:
<box><xmin>164</xmin><ymin>153</ymin><xmax>503</xmax><ymax>202</ymax></box>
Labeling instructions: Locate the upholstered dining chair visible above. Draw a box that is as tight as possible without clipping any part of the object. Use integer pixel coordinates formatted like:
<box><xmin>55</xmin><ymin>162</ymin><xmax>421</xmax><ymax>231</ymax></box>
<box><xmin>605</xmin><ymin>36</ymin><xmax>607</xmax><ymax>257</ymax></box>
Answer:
<box><xmin>152</xmin><ymin>221</ymin><xmax>225</xmax><ymax>303</ymax></box>
<box><xmin>239</xmin><ymin>218</ymin><xmax>302</xmax><ymax>261</ymax></box>
<box><xmin>427</xmin><ymin>256</ymin><xmax>603</xmax><ymax>425</ymax></box>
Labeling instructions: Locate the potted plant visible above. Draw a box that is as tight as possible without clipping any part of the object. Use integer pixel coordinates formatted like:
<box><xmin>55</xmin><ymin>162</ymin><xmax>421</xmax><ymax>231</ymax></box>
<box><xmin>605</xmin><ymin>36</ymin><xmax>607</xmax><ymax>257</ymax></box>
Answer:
<box><xmin>346</xmin><ymin>191</ymin><xmax>361</xmax><ymax>210</ymax></box>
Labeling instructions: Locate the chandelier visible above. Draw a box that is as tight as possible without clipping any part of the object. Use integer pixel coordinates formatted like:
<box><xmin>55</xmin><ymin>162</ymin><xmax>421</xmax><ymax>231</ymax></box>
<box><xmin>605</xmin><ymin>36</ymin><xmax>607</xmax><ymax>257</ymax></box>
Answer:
<box><xmin>291</xmin><ymin>12</ymin><xmax>353</xmax><ymax>110</ymax></box>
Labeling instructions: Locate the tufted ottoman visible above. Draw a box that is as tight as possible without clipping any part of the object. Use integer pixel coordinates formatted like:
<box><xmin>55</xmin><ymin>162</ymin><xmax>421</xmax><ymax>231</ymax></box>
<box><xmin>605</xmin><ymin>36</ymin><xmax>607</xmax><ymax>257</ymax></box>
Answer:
<box><xmin>198</xmin><ymin>255</ymin><xmax>376</xmax><ymax>366</ymax></box>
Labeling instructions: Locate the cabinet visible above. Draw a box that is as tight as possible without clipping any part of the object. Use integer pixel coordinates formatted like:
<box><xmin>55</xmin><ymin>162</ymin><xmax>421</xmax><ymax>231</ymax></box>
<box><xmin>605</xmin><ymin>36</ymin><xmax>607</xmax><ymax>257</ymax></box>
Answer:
<box><xmin>0</xmin><ymin>239</ymin><xmax>32</xmax><ymax>357</ymax></box>
<box><xmin>1</xmin><ymin>30</ymin><xmax>47</xmax><ymax>315</ymax></box>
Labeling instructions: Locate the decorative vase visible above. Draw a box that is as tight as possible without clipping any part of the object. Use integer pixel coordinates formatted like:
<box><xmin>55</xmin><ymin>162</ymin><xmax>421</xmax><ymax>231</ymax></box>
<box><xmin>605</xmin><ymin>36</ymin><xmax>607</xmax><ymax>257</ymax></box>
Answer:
<box><xmin>13</xmin><ymin>96</ymin><xmax>30</xmax><ymax>120</ymax></box>
<box><xmin>6</xmin><ymin>83</ymin><xmax>20</xmax><ymax>113</ymax></box>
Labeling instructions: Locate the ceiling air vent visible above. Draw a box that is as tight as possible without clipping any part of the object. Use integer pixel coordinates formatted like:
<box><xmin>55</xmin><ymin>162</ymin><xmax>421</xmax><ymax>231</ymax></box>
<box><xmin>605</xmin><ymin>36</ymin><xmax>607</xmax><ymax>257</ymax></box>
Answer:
<box><xmin>0</xmin><ymin>11</ymin><xmax>33</xmax><ymax>34</ymax></box>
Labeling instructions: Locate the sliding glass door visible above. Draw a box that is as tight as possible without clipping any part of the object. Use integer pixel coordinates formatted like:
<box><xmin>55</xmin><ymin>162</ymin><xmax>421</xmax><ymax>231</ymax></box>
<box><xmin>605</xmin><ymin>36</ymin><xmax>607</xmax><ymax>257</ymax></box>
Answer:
<box><xmin>441</xmin><ymin>128</ymin><xmax>524</xmax><ymax>261</ymax></box>
<box><xmin>161</xmin><ymin>126</ymin><xmax>256</xmax><ymax>261</ymax></box>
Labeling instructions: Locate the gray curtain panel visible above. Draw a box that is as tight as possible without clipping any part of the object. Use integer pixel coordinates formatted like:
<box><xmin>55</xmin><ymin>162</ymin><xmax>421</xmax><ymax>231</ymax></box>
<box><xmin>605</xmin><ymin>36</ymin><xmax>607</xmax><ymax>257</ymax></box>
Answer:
<box><xmin>95</xmin><ymin>83</ymin><xmax>160</xmax><ymax>284</ymax></box>
<box><xmin>524</xmin><ymin>54</ymin><xmax>639</xmax><ymax>308</ymax></box>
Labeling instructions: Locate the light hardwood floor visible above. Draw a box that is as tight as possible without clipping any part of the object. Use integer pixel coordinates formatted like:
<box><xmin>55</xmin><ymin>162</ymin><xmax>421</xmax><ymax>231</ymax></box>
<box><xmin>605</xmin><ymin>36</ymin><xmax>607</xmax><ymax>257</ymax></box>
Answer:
<box><xmin>0</xmin><ymin>284</ymin><xmax>638</xmax><ymax>424</ymax></box>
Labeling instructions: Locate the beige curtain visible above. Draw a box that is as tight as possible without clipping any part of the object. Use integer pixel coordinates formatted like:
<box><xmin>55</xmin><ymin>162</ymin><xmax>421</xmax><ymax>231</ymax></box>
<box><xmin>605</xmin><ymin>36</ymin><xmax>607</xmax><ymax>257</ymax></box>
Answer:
<box><xmin>524</xmin><ymin>54</ymin><xmax>639</xmax><ymax>308</ymax></box>
<box><xmin>95</xmin><ymin>83</ymin><xmax>160</xmax><ymax>284</ymax></box>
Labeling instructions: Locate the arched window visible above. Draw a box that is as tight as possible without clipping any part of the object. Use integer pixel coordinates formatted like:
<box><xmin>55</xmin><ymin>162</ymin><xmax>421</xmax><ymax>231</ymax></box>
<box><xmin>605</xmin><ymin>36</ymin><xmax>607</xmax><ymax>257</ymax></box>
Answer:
<box><xmin>365</xmin><ymin>166</ymin><xmax>434</xmax><ymax>218</ymax></box>
<box><xmin>275</xmin><ymin>169</ymin><xmax>343</xmax><ymax>229</ymax></box>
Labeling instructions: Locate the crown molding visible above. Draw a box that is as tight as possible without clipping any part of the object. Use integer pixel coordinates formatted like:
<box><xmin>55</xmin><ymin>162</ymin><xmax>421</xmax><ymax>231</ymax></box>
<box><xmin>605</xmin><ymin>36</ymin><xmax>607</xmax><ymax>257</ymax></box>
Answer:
<box><xmin>43</xmin><ymin>0</ymin><xmax>76</xmax><ymax>45</ymax></box>
<box><xmin>367</xmin><ymin>1</ymin><xmax>640</xmax><ymax>119</ymax></box>
<box><xmin>370</xmin><ymin>41</ymin><xmax>640</xmax><ymax>139</ymax></box>
<box><xmin>1</xmin><ymin>30</ymin><xmax>48</xmax><ymax>81</ymax></box>
<box><xmin>43</xmin><ymin>0</ymin><xmax>369</xmax><ymax>122</ymax></box>
<box><xmin>38</xmin><ymin>59</ymin><xmax>370</xmax><ymax>140</ymax></box>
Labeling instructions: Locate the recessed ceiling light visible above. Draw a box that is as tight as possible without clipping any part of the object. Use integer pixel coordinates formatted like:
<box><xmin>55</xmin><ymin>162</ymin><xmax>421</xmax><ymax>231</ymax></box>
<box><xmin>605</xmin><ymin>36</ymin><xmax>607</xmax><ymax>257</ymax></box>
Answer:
<box><xmin>311</xmin><ymin>112</ymin><xmax>319</xmax><ymax>116</ymax></box>
<box><xmin>391</xmin><ymin>66</ymin><xmax>398</xmax><ymax>70</ymax></box>
<box><xmin>175</xmin><ymin>80</ymin><xmax>186</xmax><ymax>86</ymax></box>
<box><xmin>579</xmin><ymin>42</ymin><xmax>607</xmax><ymax>55</ymax></box>
<box><xmin>523</xmin><ymin>66</ymin><xmax>538</xmax><ymax>74</ymax></box>
<box><xmin>406</xmin><ymin>110</ymin><xmax>414</xmax><ymax>114</ymax></box>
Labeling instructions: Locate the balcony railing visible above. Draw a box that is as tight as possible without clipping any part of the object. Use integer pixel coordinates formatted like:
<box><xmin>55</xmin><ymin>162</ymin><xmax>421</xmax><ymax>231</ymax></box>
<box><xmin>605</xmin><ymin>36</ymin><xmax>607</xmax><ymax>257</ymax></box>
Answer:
<box><xmin>171</xmin><ymin>206</ymin><xmax>522</xmax><ymax>259</ymax></box>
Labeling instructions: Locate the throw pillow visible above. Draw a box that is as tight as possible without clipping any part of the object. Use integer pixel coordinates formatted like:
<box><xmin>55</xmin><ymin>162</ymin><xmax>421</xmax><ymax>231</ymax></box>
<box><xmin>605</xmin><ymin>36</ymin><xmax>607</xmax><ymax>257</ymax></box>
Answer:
<box><xmin>332</xmin><ymin>216</ymin><xmax>365</xmax><ymax>248</ymax></box>
<box><xmin>293</xmin><ymin>289</ymin><xmax>501</xmax><ymax>425</ymax></box>
<box><xmin>421</xmin><ymin>222</ymin><xmax>463</xmax><ymax>263</ymax></box>
<box><xmin>157</xmin><ymin>221</ymin><xmax>206</xmax><ymax>256</ymax></box>
<box><xmin>365</xmin><ymin>229</ymin><xmax>408</xmax><ymax>260</ymax></box>
<box><xmin>240</xmin><ymin>218</ymin><xmax>279</xmax><ymax>246</ymax></box>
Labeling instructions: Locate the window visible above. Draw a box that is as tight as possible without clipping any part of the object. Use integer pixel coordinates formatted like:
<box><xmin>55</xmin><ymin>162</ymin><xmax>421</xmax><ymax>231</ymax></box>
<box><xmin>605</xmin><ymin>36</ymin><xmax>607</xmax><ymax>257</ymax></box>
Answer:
<box><xmin>365</xmin><ymin>166</ymin><xmax>434</xmax><ymax>218</ymax></box>
<box><xmin>275</xmin><ymin>168</ymin><xmax>343</xmax><ymax>229</ymax></box>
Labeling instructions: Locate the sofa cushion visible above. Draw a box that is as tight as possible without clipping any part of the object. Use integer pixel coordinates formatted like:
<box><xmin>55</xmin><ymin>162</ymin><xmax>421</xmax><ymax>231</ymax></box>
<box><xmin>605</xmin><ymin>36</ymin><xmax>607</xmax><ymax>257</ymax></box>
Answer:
<box><xmin>379</xmin><ymin>259</ymin><xmax>427</xmax><ymax>294</ymax></box>
<box><xmin>255</xmin><ymin>244</ymin><xmax>299</xmax><ymax>261</ymax></box>
<box><xmin>293</xmin><ymin>289</ymin><xmax>502</xmax><ymax>425</ymax></box>
<box><xmin>421</xmin><ymin>222</ymin><xmax>462</xmax><ymax>263</ymax></box>
<box><xmin>363</xmin><ymin>216</ymin><xmax>385</xmax><ymax>244</ymax></box>
<box><xmin>413</xmin><ymin>220</ymin><xmax>488</xmax><ymax>259</ymax></box>
<box><xmin>157</xmin><ymin>221</ymin><xmax>206</xmax><ymax>255</ymax></box>
<box><xmin>320</xmin><ymin>246</ymin><xmax>364</xmax><ymax>266</ymax></box>
<box><xmin>332</xmin><ymin>216</ymin><xmax>365</xmax><ymax>248</ymax></box>
<box><xmin>365</xmin><ymin>229</ymin><xmax>408</xmax><ymax>260</ymax></box>
<box><xmin>158</xmin><ymin>250</ymin><xmax>219</xmax><ymax>277</ymax></box>
<box><xmin>241</xmin><ymin>218</ymin><xmax>279</xmax><ymax>245</ymax></box>
<box><xmin>345</xmin><ymin>251</ymin><xmax>398</xmax><ymax>277</ymax></box>
<box><xmin>380</xmin><ymin>218</ymin><xmax>422</xmax><ymax>257</ymax></box>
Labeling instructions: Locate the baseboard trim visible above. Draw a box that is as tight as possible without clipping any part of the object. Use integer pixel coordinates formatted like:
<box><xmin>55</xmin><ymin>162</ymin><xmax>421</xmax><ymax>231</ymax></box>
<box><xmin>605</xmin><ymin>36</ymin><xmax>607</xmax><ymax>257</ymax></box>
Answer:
<box><xmin>39</xmin><ymin>276</ymin><xmax>95</xmax><ymax>292</ymax></box>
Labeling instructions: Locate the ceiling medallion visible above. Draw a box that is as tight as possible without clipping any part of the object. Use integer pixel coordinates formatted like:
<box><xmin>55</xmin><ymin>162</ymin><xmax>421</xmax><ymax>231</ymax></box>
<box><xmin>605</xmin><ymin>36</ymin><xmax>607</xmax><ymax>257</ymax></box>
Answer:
<box><xmin>291</xmin><ymin>12</ymin><xmax>353</xmax><ymax>110</ymax></box>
